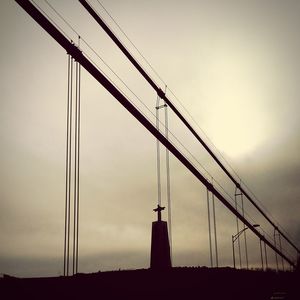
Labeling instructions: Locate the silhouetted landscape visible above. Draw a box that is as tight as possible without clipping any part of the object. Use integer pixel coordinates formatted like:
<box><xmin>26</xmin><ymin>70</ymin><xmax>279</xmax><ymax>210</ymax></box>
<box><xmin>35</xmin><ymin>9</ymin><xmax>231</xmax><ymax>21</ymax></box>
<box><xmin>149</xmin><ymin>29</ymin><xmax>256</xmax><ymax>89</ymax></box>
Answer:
<box><xmin>1</xmin><ymin>267</ymin><xmax>299</xmax><ymax>299</ymax></box>
<box><xmin>1</xmin><ymin>2</ymin><xmax>300</xmax><ymax>300</ymax></box>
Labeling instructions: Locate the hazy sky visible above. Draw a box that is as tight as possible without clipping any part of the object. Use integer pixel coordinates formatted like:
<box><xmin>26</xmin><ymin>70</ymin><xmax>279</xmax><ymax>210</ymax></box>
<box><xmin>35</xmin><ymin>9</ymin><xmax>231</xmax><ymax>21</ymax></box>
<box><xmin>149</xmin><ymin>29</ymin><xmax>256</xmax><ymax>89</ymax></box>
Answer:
<box><xmin>0</xmin><ymin>0</ymin><xmax>300</xmax><ymax>277</ymax></box>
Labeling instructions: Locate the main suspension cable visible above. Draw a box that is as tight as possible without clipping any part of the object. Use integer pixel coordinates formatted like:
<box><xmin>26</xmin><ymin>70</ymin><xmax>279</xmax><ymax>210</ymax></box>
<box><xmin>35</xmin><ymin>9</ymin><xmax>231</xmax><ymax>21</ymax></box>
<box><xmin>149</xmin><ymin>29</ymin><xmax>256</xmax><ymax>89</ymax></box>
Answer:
<box><xmin>28</xmin><ymin>0</ymin><xmax>296</xmax><ymax>268</ymax></box>
<box><xmin>78</xmin><ymin>0</ymin><xmax>299</xmax><ymax>255</ymax></box>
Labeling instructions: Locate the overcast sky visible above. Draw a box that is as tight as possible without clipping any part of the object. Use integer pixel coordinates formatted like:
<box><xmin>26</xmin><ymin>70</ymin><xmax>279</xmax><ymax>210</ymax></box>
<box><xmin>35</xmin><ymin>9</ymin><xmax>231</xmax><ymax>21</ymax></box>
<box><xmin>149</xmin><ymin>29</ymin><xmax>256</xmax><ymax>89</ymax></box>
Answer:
<box><xmin>0</xmin><ymin>0</ymin><xmax>300</xmax><ymax>277</ymax></box>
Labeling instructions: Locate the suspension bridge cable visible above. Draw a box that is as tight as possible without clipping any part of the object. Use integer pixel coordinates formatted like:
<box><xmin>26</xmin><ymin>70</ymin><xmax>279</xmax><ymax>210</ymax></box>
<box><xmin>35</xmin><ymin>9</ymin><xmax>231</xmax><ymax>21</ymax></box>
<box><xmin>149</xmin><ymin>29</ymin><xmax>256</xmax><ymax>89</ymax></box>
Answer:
<box><xmin>93</xmin><ymin>0</ymin><xmax>270</xmax><ymax>216</ymax></box>
<box><xmin>211</xmin><ymin>182</ymin><xmax>219</xmax><ymax>267</ymax></box>
<box><xmin>80</xmin><ymin>46</ymin><xmax>210</xmax><ymax>188</ymax></box>
<box><xmin>93</xmin><ymin>0</ymin><xmax>245</xmax><ymax>187</ymax></box>
<box><xmin>260</xmin><ymin>239</ymin><xmax>264</xmax><ymax>269</ymax></box>
<box><xmin>260</xmin><ymin>225</ymin><xmax>294</xmax><ymax>264</ymax></box>
<box><xmin>64</xmin><ymin>54</ymin><xmax>71</xmax><ymax>276</ymax></box>
<box><xmin>81</xmin><ymin>49</ymin><xmax>162</xmax><ymax>133</ymax></box>
<box><xmin>165</xmin><ymin>102</ymin><xmax>172</xmax><ymax>262</ymax></box>
<box><xmin>72</xmin><ymin>61</ymin><xmax>77</xmax><ymax>275</ymax></box>
<box><xmin>93</xmin><ymin>0</ymin><xmax>259</xmax><ymax>196</ymax></box>
<box><xmin>76</xmin><ymin>62</ymin><xmax>81</xmax><ymax>274</ymax></box>
<box><xmin>241</xmin><ymin>180</ymin><xmax>296</xmax><ymax>243</ymax></box>
<box><xmin>234</xmin><ymin>188</ymin><xmax>242</xmax><ymax>268</ymax></box>
<box><xmin>72</xmin><ymin>60</ymin><xmax>79</xmax><ymax>275</ymax></box>
<box><xmin>167</xmin><ymin>90</ymin><xmax>295</xmax><ymax>248</ymax></box>
<box><xmin>32</xmin><ymin>0</ymin><xmax>72</xmax><ymax>41</ymax></box>
<box><xmin>264</xmin><ymin>240</ymin><xmax>268</xmax><ymax>269</ymax></box>
<box><xmin>67</xmin><ymin>56</ymin><xmax>73</xmax><ymax>276</ymax></box>
<box><xmin>43</xmin><ymin>0</ymin><xmax>166</xmax><ymax>133</ymax></box>
<box><xmin>20</xmin><ymin>0</ymin><xmax>299</xmax><ymax>267</ymax></box>
<box><xmin>167</xmin><ymin>87</ymin><xmax>241</xmax><ymax>179</ymax></box>
<box><xmin>279</xmin><ymin>234</ymin><xmax>284</xmax><ymax>270</ymax></box>
<box><xmin>29</xmin><ymin>0</ymin><xmax>296</xmax><ymax>268</ymax></box>
<box><xmin>241</xmin><ymin>193</ymin><xmax>249</xmax><ymax>269</ymax></box>
<box><xmin>81</xmin><ymin>41</ymin><xmax>216</xmax><ymax>192</ymax></box>
<box><xmin>95</xmin><ymin>0</ymin><xmax>166</xmax><ymax>87</ymax></box>
<box><xmin>95</xmin><ymin>0</ymin><xmax>249</xmax><ymax>199</ymax></box>
<box><xmin>40</xmin><ymin>0</ymin><xmax>229</xmax><ymax>190</ymax></box>
<box><xmin>79</xmin><ymin>0</ymin><xmax>300</xmax><ymax>254</ymax></box>
<box><xmin>78</xmin><ymin>26</ymin><xmax>246</xmax><ymax>246</ymax></box>
<box><xmin>43</xmin><ymin>0</ymin><xmax>78</xmax><ymax>37</ymax></box>
<box><xmin>82</xmin><ymin>47</ymin><xmax>209</xmax><ymax>186</ymax></box>
<box><xmin>40</xmin><ymin>0</ymin><xmax>217</xmax><ymax>187</ymax></box>
<box><xmin>42</xmin><ymin>0</ymin><xmax>298</xmax><ymax>260</ymax></box>
<box><xmin>206</xmin><ymin>188</ymin><xmax>213</xmax><ymax>267</ymax></box>
<box><xmin>156</xmin><ymin>95</ymin><xmax>162</xmax><ymax>207</ymax></box>
<box><xmin>43</xmin><ymin>0</ymin><xmax>162</xmax><ymax>100</ymax></box>
<box><xmin>65</xmin><ymin>52</ymin><xmax>298</xmax><ymax>268</ymax></box>
<box><xmin>274</xmin><ymin>229</ymin><xmax>279</xmax><ymax>271</ymax></box>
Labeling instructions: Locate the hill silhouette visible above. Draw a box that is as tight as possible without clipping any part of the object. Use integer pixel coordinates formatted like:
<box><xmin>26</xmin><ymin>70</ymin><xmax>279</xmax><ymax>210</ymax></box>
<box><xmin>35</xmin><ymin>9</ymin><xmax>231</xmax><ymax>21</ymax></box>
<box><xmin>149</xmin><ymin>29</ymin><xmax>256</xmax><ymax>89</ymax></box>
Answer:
<box><xmin>1</xmin><ymin>267</ymin><xmax>299</xmax><ymax>299</ymax></box>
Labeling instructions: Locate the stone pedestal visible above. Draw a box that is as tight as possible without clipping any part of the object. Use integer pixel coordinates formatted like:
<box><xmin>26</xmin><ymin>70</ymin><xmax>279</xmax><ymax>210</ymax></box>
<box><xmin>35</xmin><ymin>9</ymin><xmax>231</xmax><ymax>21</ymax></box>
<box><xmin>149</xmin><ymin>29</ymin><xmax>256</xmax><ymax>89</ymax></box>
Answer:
<box><xmin>150</xmin><ymin>220</ymin><xmax>171</xmax><ymax>269</ymax></box>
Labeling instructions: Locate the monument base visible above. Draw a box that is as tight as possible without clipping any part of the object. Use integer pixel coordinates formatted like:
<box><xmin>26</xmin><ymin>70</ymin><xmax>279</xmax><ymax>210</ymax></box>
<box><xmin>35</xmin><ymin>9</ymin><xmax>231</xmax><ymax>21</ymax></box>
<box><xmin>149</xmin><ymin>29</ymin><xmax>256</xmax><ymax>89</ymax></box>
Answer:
<box><xmin>150</xmin><ymin>220</ymin><xmax>172</xmax><ymax>269</ymax></box>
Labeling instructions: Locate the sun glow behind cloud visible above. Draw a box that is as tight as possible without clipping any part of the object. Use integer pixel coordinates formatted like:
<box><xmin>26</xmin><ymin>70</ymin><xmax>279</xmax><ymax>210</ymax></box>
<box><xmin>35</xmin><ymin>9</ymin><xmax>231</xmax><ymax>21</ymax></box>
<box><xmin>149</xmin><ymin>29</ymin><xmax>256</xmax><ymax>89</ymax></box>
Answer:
<box><xmin>197</xmin><ymin>35</ymin><xmax>279</xmax><ymax>158</ymax></box>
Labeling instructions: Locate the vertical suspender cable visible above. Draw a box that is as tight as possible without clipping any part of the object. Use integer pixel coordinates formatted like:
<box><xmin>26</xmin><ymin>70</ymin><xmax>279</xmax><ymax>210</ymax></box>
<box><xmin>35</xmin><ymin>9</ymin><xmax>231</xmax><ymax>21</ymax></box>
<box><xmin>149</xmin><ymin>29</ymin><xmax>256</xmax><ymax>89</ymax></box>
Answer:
<box><xmin>76</xmin><ymin>62</ymin><xmax>81</xmax><ymax>274</ymax></box>
<box><xmin>64</xmin><ymin>54</ymin><xmax>81</xmax><ymax>276</ymax></box>
<box><xmin>156</xmin><ymin>95</ymin><xmax>161</xmax><ymax>206</ymax></box>
<box><xmin>207</xmin><ymin>188</ymin><xmax>213</xmax><ymax>267</ymax></box>
<box><xmin>165</xmin><ymin>102</ymin><xmax>172</xmax><ymax>262</ymax></box>
<box><xmin>274</xmin><ymin>229</ymin><xmax>279</xmax><ymax>271</ymax></box>
<box><xmin>234</xmin><ymin>189</ymin><xmax>242</xmax><ymax>268</ymax></box>
<box><xmin>278</xmin><ymin>234</ymin><xmax>284</xmax><ymax>270</ymax></box>
<box><xmin>241</xmin><ymin>194</ymin><xmax>249</xmax><ymax>269</ymax></box>
<box><xmin>264</xmin><ymin>241</ymin><xmax>268</xmax><ymax>269</ymax></box>
<box><xmin>64</xmin><ymin>54</ymin><xmax>71</xmax><ymax>276</ymax></box>
<box><xmin>260</xmin><ymin>239</ymin><xmax>264</xmax><ymax>269</ymax></box>
<box><xmin>67</xmin><ymin>57</ymin><xmax>73</xmax><ymax>276</ymax></box>
<box><xmin>212</xmin><ymin>187</ymin><xmax>218</xmax><ymax>267</ymax></box>
<box><xmin>73</xmin><ymin>61</ymin><xmax>79</xmax><ymax>275</ymax></box>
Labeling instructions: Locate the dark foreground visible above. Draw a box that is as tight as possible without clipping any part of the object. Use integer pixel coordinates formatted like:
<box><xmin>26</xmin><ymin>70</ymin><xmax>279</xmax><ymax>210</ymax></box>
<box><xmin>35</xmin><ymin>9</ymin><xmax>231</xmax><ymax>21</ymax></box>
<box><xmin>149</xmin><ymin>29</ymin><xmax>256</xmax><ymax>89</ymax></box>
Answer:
<box><xmin>1</xmin><ymin>267</ymin><xmax>299</xmax><ymax>299</ymax></box>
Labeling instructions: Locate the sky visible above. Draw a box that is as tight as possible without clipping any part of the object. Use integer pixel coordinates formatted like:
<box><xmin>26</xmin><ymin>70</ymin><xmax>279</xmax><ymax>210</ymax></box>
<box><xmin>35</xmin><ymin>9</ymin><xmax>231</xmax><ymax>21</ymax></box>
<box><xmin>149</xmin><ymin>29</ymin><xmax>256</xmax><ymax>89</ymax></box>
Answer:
<box><xmin>0</xmin><ymin>0</ymin><xmax>300</xmax><ymax>277</ymax></box>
